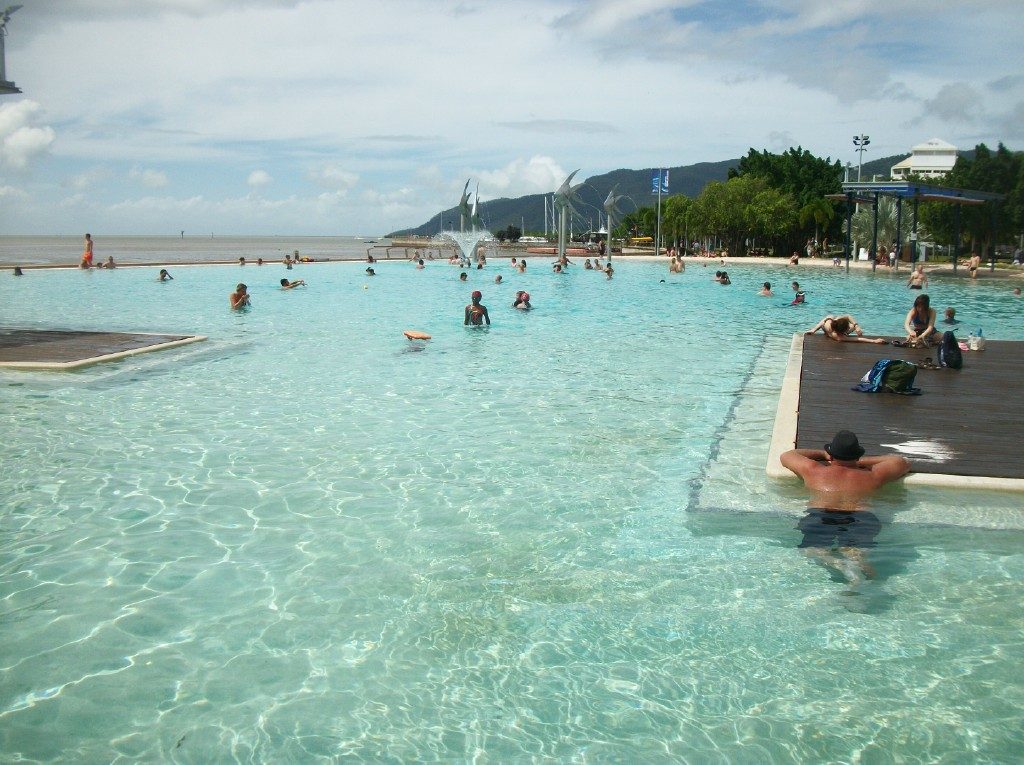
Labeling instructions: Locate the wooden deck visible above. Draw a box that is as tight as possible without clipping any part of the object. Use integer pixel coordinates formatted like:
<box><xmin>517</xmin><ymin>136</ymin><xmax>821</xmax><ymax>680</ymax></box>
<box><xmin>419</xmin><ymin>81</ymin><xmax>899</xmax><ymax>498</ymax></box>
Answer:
<box><xmin>767</xmin><ymin>334</ymin><xmax>1024</xmax><ymax>489</ymax></box>
<box><xmin>0</xmin><ymin>328</ymin><xmax>206</xmax><ymax>370</ymax></box>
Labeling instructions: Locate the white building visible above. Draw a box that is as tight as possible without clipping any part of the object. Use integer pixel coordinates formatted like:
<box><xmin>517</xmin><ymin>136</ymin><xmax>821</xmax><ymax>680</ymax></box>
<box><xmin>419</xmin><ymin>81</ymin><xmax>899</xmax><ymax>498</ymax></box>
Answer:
<box><xmin>890</xmin><ymin>138</ymin><xmax>958</xmax><ymax>179</ymax></box>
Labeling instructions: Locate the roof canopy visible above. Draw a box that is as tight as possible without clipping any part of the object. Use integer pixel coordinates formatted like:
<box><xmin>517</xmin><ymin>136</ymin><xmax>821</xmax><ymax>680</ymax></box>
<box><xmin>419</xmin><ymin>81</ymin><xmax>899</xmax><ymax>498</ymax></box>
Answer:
<box><xmin>839</xmin><ymin>180</ymin><xmax>1002</xmax><ymax>203</ymax></box>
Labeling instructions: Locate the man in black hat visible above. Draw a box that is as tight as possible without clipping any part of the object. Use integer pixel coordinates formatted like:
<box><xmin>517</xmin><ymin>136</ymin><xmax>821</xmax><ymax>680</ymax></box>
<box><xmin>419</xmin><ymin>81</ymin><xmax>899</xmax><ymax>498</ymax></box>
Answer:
<box><xmin>781</xmin><ymin>431</ymin><xmax>910</xmax><ymax>582</ymax></box>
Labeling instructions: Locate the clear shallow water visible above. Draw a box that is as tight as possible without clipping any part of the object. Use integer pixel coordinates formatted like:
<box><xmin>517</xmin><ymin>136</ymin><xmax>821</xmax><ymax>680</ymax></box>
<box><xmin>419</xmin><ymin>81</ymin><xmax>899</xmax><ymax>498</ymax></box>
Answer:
<box><xmin>1</xmin><ymin>260</ymin><xmax>1023</xmax><ymax>763</ymax></box>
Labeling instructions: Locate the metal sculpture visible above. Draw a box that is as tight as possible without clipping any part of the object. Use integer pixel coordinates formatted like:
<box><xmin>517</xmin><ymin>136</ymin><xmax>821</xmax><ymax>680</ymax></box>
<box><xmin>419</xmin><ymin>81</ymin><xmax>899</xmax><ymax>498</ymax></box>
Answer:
<box><xmin>457</xmin><ymin>179</ymin><xmax>472</xmax><ymax>232</ymax></box>
<box><xmin>553</xmin><ymin>170</ymin><xmax>583</xmax><ymax>262</ymax></box>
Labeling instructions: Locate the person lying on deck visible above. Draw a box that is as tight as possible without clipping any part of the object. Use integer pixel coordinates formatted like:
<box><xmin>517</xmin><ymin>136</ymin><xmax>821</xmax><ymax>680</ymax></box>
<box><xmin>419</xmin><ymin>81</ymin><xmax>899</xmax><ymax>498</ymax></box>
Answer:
<box><xmin>805</xmin><ymin>315</ymin><xmax>887</xmax><ymax>344</ymax></box>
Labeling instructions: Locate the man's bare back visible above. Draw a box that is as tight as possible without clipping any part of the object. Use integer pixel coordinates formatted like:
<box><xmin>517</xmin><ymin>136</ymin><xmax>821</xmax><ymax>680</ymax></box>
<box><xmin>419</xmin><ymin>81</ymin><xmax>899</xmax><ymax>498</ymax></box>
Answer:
<box><xmin>782</xmin><ymin>431</ymin><xmax>910</xmax><ymax>586</ymax></box>
<box><xmin>781</xmin><ymin>432</ymin><xmax>910</xmax><ymax>510</ymax></box>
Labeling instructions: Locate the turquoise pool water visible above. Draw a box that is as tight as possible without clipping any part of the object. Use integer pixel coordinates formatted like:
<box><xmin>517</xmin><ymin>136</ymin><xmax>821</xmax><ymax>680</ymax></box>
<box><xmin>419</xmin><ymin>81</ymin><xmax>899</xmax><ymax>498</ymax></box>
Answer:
<box><xmin>1</xmin><ymin>260</ymin><xmax>1023</xmax><ymax>763</ymax></box>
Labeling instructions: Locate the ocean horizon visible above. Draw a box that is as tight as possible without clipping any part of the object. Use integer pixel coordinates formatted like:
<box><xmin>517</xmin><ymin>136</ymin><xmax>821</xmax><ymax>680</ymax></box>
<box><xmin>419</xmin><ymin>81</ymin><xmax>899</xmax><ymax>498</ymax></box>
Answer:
<box><xmin>0</xmin><ymin>235</ymin><xmax>395</xmax><ymax>267</ymax></box>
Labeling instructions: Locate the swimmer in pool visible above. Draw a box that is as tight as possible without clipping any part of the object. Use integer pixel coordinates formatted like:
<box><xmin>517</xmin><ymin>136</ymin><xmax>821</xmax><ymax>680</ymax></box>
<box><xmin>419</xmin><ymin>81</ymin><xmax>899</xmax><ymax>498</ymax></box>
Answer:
<box><xmin>280</xmin><ymin>278</ymin><xmax>306</xmax><ymax>289</ymax></box>
<box><xmin>759</xmin><ymin>282</ymin><xmax>773</xmax><ymax>296</ymax></box>
<box><xmin>790</xmin><ymin>281</ymin><xmax>806</xmax><ymax>304</ymax></box>
<box><xmin>907</xmin><ymin>264</ymin><xmax>928</xmax><ymax>290</ymax></box>
<box><xmin>230</xmin><ymin>283</ymin><xmax>250</xmax><ymax>309</ymax></box>
<box><xmin>158</xmin><ymin>269</ymin><xmax>173</xmax><ymax>281</ymax></box>
<box><xmin>512</xmin><ymin>291</ymin><xmax>531</xmax><ymax>310</ymax></box>
<box><xmin>459</xmin><ymin>272</ymin><xmax>468</xmax><ymax>281</ymax></box>
<box><xmin>781</xmin><ymin>430</ymin><xmax>910</xmax><ymax>584</ymax></box>
<box><xmin>494</xmin><ymin>274</ymin><xmax>503</xmax><ymax>284</ymax></box>
<box><xmin>464</xmin><ymin>290</ymin><xmax>490</xmax><ymax>326</ymax></box>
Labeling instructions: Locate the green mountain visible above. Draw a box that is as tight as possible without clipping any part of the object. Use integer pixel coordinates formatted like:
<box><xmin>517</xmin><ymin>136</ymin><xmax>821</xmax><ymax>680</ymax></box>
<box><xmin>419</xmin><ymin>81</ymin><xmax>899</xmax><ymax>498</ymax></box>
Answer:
<box><xmin>387</xmin><ymin>150</ymin><xmax>972</xmax><ymax>238</ymax></box>
<box><xmin>387</xmin><ymin>159</ymin><xmax>740</xmax><ymax>237</ymax></box>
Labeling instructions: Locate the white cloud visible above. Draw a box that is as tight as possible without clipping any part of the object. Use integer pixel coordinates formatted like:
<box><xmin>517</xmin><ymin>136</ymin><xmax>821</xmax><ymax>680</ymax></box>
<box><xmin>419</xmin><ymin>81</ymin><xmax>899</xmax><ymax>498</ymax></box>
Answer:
<box><xmin>247</xmin><ymin>169</ymin><xmax>272</xmax><ymax>188</ymax></box>
<box><xmin>0</xmin><ymin>185</ymin><xmax>29</xmax><ymax>200</ymax></box>
<box><xmin>0</xmin><ymin>101</ymin><xmax>56</xmax><ymax>171</ymax></box>
<box><xmin>65</xmin><ymin>167</ymin><xmax>113</xmax><ymax>191</ymax></box>
<box><xmin>128</xmin><ymin>166</ymin><xmax>169</xmax><ymax>188</ymax></box>
<box><xmin>921</xmin><ymin>83</ymin><xmax>984</xmax><ymax>124</ymax></box>
<box><xmin>0</xmin><ymin>1</ymin><xmax>1021</xmax><ymax>234</ymax></box>
<box><xmin>472</xmin><ymin>156</ymin><xmax>567</xmax><ymax>200</ymax></box>
<box><xmin>308</xmin><ymin>163</ymin><xmax>359</xmax><ymax>192</ymax></box>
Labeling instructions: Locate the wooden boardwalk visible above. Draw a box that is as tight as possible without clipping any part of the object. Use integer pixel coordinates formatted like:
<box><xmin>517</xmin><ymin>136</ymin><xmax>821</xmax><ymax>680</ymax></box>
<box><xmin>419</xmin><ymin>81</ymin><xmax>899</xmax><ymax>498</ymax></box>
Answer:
<box><xmin>768</xmin><ymin>334</ymin><xmax>1024</xmax><ymax>488</ymax></box>
<box><xmin>0</xmin><ymin>328</ymin><xmax>205</xmax><ymax>370</ymax></box>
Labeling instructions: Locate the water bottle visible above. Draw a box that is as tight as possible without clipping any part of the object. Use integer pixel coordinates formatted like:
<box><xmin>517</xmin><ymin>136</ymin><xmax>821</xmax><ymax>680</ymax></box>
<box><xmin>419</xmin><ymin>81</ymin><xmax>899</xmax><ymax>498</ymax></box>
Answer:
<box><xmin>968</xmin><ymin>329</ymin><xmax>977</xmax><ymax>351</ymax></box>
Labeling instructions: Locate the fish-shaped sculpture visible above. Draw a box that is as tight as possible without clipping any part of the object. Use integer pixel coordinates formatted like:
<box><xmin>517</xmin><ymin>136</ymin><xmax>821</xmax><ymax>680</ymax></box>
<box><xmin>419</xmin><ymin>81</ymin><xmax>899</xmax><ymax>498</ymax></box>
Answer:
<box><xmin>553</xmin><ymin>170</ymin><xmax>583</xmax><ymax>214</ymax></box>
<box><xmin>603</xmin><ymin>185</ymin><xmax>625</xmax><ymax>219</ymax></box>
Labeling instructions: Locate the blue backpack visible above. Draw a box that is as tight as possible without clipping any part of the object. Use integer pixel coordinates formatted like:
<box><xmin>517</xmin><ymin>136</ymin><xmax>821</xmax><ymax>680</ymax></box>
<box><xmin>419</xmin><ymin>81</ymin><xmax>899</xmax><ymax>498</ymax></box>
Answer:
<box><xmin>853</xmin><ymin>359</ymin><xmax>922</xmax><ymax>395</ymax></box>
<box><xmin>938</xmin><ymin>330</ymin><xmax>963</xmax><ymax>369</ymax></box>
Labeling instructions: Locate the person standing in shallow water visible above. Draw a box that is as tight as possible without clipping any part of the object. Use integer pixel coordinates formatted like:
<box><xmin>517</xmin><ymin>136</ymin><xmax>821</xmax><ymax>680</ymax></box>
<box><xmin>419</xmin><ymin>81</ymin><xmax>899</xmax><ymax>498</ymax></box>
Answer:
<box><xmin>464</xmin><ymin>290</ymin><xmax>490</xmax><ymax>326</ymax></box>
<box><xmin>230</xmin><ymin>283</ymin><xmax>250</xmax><ymax>310</ymax></box>
<box><xmin>81</xmin><ymin>233</ymin><xmax>94</xmax><ymax>268</ymax></box>
<box><xmin>781</xmin><ymin>430</ymin><xmax>910</xmax><ymax>584</ymax></box>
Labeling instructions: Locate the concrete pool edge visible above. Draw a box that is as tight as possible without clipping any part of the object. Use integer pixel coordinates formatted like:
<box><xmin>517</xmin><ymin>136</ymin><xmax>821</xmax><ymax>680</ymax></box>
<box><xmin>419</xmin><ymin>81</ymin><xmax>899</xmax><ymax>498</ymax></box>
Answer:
<box><xmin>765</xmin><ymin>332</ymin><xmax>1024</xmax><ymax>493</ymax></box>
<box><xmin>0</xmin><ymin>333</ymin><xmax>208</xmax><ymax>371</ymax></box>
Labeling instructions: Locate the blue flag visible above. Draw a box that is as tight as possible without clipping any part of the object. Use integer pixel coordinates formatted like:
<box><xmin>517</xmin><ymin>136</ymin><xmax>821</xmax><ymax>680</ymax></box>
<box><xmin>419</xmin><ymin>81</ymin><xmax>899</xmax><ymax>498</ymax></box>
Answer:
<box><xmin>662</xmin><ymin>169</ymin><xmax>669</xmax><ymax>194</ymax></box>
<box><xmin>652</xmin><ymin>169</ymin><xmax>669</xmax><ymax>194</ymax></box>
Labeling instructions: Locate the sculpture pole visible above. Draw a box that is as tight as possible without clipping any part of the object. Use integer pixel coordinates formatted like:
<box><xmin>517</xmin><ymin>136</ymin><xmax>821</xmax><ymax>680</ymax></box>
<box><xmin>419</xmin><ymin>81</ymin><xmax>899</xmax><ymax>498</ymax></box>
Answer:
<box><xmin>603</xmin><ymin>186</ymin><xmax>624</xmax><ymax>264</ymax></box>
<box><xmin>553</xmin><ymin>169</ymin><xmax>581</xmax><ymax>264</ymax></box>
<box><xmin>558</xmin><ymin>205</ymin><xmax>567</xmax><ymax>261</ymax></box>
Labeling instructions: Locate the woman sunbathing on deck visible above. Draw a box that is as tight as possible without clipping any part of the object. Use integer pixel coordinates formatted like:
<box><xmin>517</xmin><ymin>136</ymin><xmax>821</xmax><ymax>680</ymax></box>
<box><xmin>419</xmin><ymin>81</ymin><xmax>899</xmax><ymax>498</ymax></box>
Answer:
<box><xmin>806</xmin><ymin>315</ymin><xmax>886</xmax><ymax>344</ymax></box>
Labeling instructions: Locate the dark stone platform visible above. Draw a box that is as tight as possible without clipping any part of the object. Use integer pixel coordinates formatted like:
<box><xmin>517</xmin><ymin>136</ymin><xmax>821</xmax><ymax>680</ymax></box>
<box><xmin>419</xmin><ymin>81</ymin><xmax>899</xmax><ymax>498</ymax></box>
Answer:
<box><xmin>0</xmin><ymin>328</ymin><xmax>206</xmax><ymax>370</ymax></box>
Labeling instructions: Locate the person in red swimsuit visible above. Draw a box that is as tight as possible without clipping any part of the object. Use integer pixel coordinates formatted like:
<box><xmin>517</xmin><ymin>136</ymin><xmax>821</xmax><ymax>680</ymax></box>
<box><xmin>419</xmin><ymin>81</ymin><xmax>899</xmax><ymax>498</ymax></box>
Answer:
<box><xmin>81</xmin><ymin>233</ymin><xmax>94</xmax><ymax>268</ymax></box>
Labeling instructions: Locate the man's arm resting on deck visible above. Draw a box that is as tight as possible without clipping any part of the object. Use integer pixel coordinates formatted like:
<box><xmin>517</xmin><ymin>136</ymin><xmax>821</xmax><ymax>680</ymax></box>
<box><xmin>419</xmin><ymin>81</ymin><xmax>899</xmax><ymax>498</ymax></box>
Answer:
<box><xmin>780</xmin><ymin>448</ymin><xmax>830</xmax><ymax>477</ymax></box>
<box><xmin>860</xmin><ymin>455</ymin><xmax>912</xmax><ymax>482</ymax></box>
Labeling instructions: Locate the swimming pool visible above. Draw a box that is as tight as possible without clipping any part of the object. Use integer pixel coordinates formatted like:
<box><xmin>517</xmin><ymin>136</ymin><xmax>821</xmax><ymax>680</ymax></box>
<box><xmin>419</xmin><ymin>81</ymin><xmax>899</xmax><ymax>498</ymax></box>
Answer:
<box><xmin>2</xmin><ymin>260</ymin><xmax>1022</xmax><ymax>762</ymax></box>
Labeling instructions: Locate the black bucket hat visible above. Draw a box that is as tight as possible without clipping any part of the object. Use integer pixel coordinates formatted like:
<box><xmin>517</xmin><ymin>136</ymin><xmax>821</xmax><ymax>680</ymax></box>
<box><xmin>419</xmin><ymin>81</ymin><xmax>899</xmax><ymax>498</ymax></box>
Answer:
<box><xmin>825</xmin><ymin>430</ymin><xmax>865</xmax><ymax>461</ymax></box>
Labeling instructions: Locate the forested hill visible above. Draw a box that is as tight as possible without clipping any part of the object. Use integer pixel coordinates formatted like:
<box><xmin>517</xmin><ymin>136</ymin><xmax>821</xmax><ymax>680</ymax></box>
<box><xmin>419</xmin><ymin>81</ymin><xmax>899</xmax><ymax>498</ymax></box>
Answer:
<box><xmin>387</xmin><ymin>159</ymin><xmax>740</xmax><ymax>237</ymax></box>
<box><xmin>386</xmin><ymin>152</ymin><xmax>928</xmax><ymax>238</ymax></box>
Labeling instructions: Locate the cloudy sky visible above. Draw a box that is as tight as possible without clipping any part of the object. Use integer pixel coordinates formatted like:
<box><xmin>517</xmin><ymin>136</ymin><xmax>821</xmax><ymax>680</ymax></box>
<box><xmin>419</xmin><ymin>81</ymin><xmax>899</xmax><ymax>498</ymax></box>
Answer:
<box><xmin>1</xmin><ymin>0</ymin><xmax>1020</xmax><ymax>235</ymax></box>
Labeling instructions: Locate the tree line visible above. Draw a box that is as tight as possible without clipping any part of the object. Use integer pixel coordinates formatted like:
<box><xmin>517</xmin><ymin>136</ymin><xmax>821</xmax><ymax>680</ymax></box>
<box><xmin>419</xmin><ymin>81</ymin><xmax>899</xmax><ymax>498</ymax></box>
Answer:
<box><xmin>614</xmin><ymin>144</ymin><xmax>1022</xmax><ymax>257</ymax></box>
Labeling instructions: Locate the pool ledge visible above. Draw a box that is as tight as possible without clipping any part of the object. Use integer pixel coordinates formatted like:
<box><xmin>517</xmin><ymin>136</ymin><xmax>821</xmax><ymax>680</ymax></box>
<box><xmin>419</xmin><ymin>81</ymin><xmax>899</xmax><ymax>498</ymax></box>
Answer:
<box><xmin>0</xmin><ymin>331</ymin><xmax>207</xmax><ymax>370</ymax></box>
<box><xmin>766</xmin><ymin>333</ymin><xmax>1024</xmax><ymax>493</ymax></box>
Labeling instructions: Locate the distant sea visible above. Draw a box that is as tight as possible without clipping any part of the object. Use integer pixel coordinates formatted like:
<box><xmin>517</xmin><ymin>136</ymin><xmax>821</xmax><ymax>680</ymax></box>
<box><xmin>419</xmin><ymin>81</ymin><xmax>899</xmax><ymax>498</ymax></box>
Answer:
<box><xmin>0</xmin><ymin>235</ymin><xmax>392</xmax><ymax>266</ymax></box>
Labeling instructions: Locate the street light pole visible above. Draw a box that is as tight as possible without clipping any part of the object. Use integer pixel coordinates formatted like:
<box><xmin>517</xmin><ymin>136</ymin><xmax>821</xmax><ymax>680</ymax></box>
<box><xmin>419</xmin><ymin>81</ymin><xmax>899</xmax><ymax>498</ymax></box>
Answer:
<box><xmin>853</xmin><ymin>134</ymin><xmax>870</xmax><ymax>182</ymax></box>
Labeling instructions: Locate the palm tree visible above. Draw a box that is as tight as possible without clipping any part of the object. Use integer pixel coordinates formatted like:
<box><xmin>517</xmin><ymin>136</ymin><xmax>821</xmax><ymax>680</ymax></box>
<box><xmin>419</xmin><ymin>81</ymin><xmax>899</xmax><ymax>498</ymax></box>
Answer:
<box><xmin>844</xmin><ymin>197</ymin><xmax>928</xmax><ymax>259</ymax></box>
<box><xmin>798</xmin><ymin>198</ymin><xmax>835</xmax><ymax>244</ymax></box>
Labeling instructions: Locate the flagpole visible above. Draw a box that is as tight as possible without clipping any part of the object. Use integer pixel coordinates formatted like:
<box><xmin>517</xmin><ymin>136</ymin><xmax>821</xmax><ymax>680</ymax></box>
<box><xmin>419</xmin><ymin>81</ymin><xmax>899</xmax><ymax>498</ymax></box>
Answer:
<box><xmin>655</xmin><ymin>168</ymin><xmax>663</xmax><ymax>257</ymax></box>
